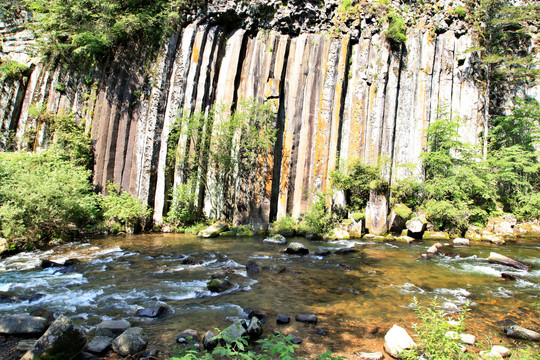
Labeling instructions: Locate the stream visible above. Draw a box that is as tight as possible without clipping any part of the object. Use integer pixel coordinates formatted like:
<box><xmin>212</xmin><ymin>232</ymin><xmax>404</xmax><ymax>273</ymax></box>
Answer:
<box><xmin>0</xmin><ymin>234</ymin><xmax>539</xmax><ymax>357</ymax></box>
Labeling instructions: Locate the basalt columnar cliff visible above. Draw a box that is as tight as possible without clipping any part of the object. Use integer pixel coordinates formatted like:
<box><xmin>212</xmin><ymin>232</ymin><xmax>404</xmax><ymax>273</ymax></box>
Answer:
<box><xmin>1</xmin><ymin>0</ymin><xmax>538</xmax><ymax>226</ymax></box>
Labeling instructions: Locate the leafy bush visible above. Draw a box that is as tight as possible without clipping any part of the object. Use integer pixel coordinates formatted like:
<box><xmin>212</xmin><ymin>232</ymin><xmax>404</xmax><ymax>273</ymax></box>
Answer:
<box><xmin>453</xmin><ymin>6</ymin><xmax>467</xmax><ymax>19</ymax></box>
<box><xmin>50</xmin><ymin>114</ymin><xmax>92</xmax><ymax>168</ymax></box>
<box><xmin>401</xmin><ymin>297</ymin><xmax>472</xmax><ymax>360</ymax></box>
<box><xmin>271</xmin><ymin>215</ymin><xmax>297</xmax><ymax>232</ymax></box>
<box><xmin>390</xmin><ymin>176</ymin><xmax>424</xmax><ymax>209</ymax></box>
<box><xmin>384</xmin><ymin>12</ymin><xmax>407</xmax><ymax>46</ymax></box>
<box><xmin>300</xmin><ymin>193</ymin><xmax>336</xmax><ymax>237</ymax></box>
<box><xmin>100</xmin><ymin>183</ymin><xmax>150</xmax><ymax>232</ymax></box>
<box><xmin>0</xmin><ymin>60</ymin><xmax>29</xmax><ymax>82</ymax></box>
<box><xmin>0</xmin><ymin>151</ymin><xmax>99</xmax><ymax>247</ymax></box>
<box><xmin>165</xmin><ymin>181</ymin><xmax>199</xmax><ymax>227</ymax></box>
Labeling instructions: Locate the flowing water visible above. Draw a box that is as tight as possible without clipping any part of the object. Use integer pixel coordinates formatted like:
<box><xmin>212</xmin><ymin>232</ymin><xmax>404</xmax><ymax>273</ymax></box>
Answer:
<box><xmin>0</xmin><ymin>234</ymin><xmax>539</xmax><ymax>357</ymax></box>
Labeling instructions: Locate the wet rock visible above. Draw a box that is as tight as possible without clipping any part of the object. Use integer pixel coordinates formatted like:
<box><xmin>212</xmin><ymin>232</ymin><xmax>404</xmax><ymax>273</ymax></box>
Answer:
<box><xmin>295</xmin><ymin>314</ymin><xmax>317</xmax><ymax>324</ymax></box>
<box><xmin>397</xmin><ymin>235</ymin><xmax>416</xmax><ymax>244</ymax></box>
<box><xmin>504</xmin><ymin>325</ymin><xmax>540</xmax><ymax>341</ymax></box>
<box><xmin>316</xmin><ymin>328</ymin><xmax>327</xmax><ymax>336</ymax></box>
<box><xmin>181</xmin><ymin>256</ymin><xmax>204</xmax><ymax>265</ymax></box>
<box><xmin>315</xmin><ymin>248</ymin><xmax>331</xmax><ymax>257</ymax></box>
<box><xmin>54</xmin><ymin>266</ymin><xmax>76</xmax><ymax>274</ymax></box>
<box><xmin>422</xmin><ymin>231</ymin><xmax>450</xmax><ymax>241</ymax></box>
<box><xmin>245</xmin><ymin>309</ymin><xmax>265</xmax><ymax>321</ymax></box>
<box><xmin>203</xmin><ymin>330</ymin><xmax>218</xmax><ymax>351</ymax></box>
<box><xmin>355</xmin><ymin>351</ymin><xmax>384</xmax><ymax>360</ymax></box>
<box><xmin>286</xmin><ymin>333</ymin><xmax>302</xmax><ymax>344</ymax></box>
<box><xmin>488</xmin><ymin>252</ymin><xmax>531</xmax><ymax>271</ymax></box>
<box><xmin>86</xmin><ymin>336</ymin><xmax>113</xmax><ymax>354</ymax></box>
<box><xmin>0</xmin><ymin>315</ymin><xmax>48</xmax><ymax>335</ymax></box>
<box><xmin>95</xmin><ymin>320</ymin><xmax>131</xmax><ymax>338</ymax></box>
<box><xmin>453</xmin><ymin>238</ymin><xmax>470</xmax><ymax>246</ymax></box>
<box><xmin>0</xmin><ymin>292</ymin><xmax>44</xmax><ymax>303</ymax></box>
<box><xmin>491</xmin><ymin>345</ymin><xmax>511</xmax><ymax>358</ymax></box>
<box><xmin>406</xmin><ymin>216</ymin><xmax>427</xmax><ymax>236</ymax></box>
<box><xmin>136</xmin><ymin>305</ymin><xmax>170</xmax><ymax>318</ymax></box>
<box><xmin>21</xmin><ymin>315</ymin><xmax>86</xmax><ymax>360</ymax></box>
<box><xmin>263</xmin><ymin>234</ymin><xmax>287</xmax><ymax>244</ymax></box>
<box><xmin>198</xmin><ymin>221</ymin><xmax>229</xmax><ymax>238</ymax></box>
<box><xmin>500</xmin><ymin>273</ymin><xmax>529</xmax><ymax>282</ymax></box>
<box><xmin>63</xmin><ymin>259</ymin><xmax>80</xmax><ymax>266</ymax></box>
<box><xmin>427</xmin><ymin>245</ymin><xmax>439</xmax><ymax>254</ymax></box>
<box><xmin>334</xmin><ymin>248</ymin><xmax>357</xmax><ymax>255</ymax></box>
<box><xmin>246</xmin><ymin>260</ymin><xmax>260</xmax><ymax>275</ymax></box>
<box><xmin>383</xmin><ymin>324</ymin><xmax>417</xmax><ymax>358</ymax></box>
<box><xmin>222</xmin><ymin>321</ymin><xmax>247</xmax><ymax>343</ymax></box>
<box><xmin>247</xmin><ymin>317</ymin><xmax>263</xmax><ymax>339</ymax></box>
<box><xmin>207</xmin><ymin>278</ymin><xmax>232</xmax><ymax>293</ymax></box>
<box><xmin>112</xmin><ymin>327</ymin><xmax>148</xmax><ymax>356</ymax></box>
<box><xmin>176</xmin><ymin>329</ymin><xmax>198</xmax><ymax>343</ymax></box>
<box><xmin>39</xmin><ymin>259</ymin><xmax>63</xmax><ymax>268</ymax></box>
<box><xmin>277</xmin><ymin>314</ymin><xmax>290</xmax><ymax>324</ymax></box>
<box><xmin>284</xmin><ymin>242</ymin><xmax>309</xmax><ymax>255</ymax></box>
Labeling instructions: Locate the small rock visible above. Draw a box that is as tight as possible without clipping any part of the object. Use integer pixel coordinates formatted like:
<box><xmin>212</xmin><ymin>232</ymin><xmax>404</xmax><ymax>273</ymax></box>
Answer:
<box><xmin>491</xmin><ymin>345</ymin><xmax>511</xmax><ymax>358</ymax></box>
<box><xmin>315</xmin><ymin>248</ymin><xmax>331</xmax><ymax>257</ymax></box>
<box><xmin>95</xmin><ymin>320</ymin><xmax>131</xmax><ymax>338</ymax></box>
<box><xmin>383</xmin><ymin>324</ymin><xmax>417</xmax><ymax>358</ymax></box>
<box><xmin>316</xmin><ymin>328</ymin><xmax>327</xmax><ymax>336</ymax></box>
<box><xmin>263</xmin><ymin>234</ymin><xmax>287</xmax><ymax>244</ymax></box>
<box><xmin>203</xmin><ymin>331</ymin><xmax>218</xmax><ymax>351</ymax></box>
<box><xmin>489</xmin><ymin>252</ymin><xmax>531</xmax><ymax>271</ymax></box>
<box><xmin>86</xmin><ymin>336</ymin><xmax>113</xmax><ymax>354</ymax></box>
<box><xmin>0</xmin><ymin>315</ymin><xmax>48</xmax><ymax>335</ymax></box>
<box><xmin>112</xmin><ymin>327</ymin><xmax>148</xmax><ymax>356</ymax></box>
<box><xmin>427</xmin><ymin>245</ymin><xmax>439</xmax><ymax>254</ymax></box>
<box><xmin>453</xmin><ymin>238</ymin><xmax>470</xmax><ymax>246</ymax></box>
<box><xmin>277</xmin><ymin>314</ymin><xmax>290</xmax><ymax>324</ymax></box>
<box><xmin>460</xmin><ymin>333</ymin><xmax>476</xmax><ymax>345</ymax></box>
<box><xmin>176</xmin><ymin>329</ymin><xmax>198</xmax><ymax>343</ymax></box>
<box><xmin>504</xmin><ymin>325</ymin><xmax>540</xmax><ymax>341</ymax></box>
<box><xmin>355</xmin><ymin>351</ymin><xmax>384</xmax><ymax>360</ymax></box>
<box><xmin>284</xmin><ymin>242</ymin><xmax>309</xmax><ymax>255</ymax></box>
<box><xmin>136</xmin><ymin>305</ymin><xmax>169</xmax><ymax>318</ymax></box>
<box><xmin>287</xmin><ymin>333</ymin><xmax>302</xmax><ymax>344</ymax></box>
<box><xmin>334</xmin><ymin>248</ymin><xmax>357</xmax><ymax>255</ymax></box>
<box><xmin>480</xmin><ymin>350</ymin><xmax>504</xmax><ymax>360</ymax></box>
<box><xmin>246</xmin><ymin>260</ymin><xmax>260</xmax><ymax>275</ymax></box>
<box><xmin>207</xmin><ymin>279</ymin><xmax>232</xmax><ymax>293</ymax></box>
<box><xmin>295</xmin><ymin>314</ymin><xmax>317</xmax><ymax>324</ymax></box>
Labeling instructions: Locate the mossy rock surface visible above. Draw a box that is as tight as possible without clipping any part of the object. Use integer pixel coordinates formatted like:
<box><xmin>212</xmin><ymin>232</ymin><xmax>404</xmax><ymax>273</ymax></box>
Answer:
<box><xmin>394</xmin><ymin>203</ymin><xmax>412</xmax><ymax>220</ymax></box>
<box><xmin>422</xmin><ymin>231</ymin><xmax>450</xmax><ymax>241</ymax></box>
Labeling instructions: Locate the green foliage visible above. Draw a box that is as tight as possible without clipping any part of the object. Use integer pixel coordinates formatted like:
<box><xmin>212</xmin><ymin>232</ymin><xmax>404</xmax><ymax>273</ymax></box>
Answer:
<box><xmin>271</xmin><ymin>215</ymin><xmax>297</xmax><ymax>233</ymax></box>
<box><xmin>300</xmin><ymin>193</ymin><xmax>336</xmax><ymax>237</ymax></box>
<box><xmin>184</xmin><ymin>222</ymin><xmax>208</xmax><ymax>235</ymax></box>
<box><xmin>54</xmin><ymin>83</ymin><xmax>66</xmax><ymax>93</ymax></box>
<box><xmin>351</xmin><ymin>211</ymin><xmax>365</xmax><ymax>222</ymax></box>
<box><xmin>165</xmin><ymin>181</ymin><xmax>199</xmax><ymax>227</ymax></box>
<box><xmin>50</xmin><ymin>114</ymin><xmax>92</xmax><ymax>168</ymax></box>
<box><xmin>100</xmin><ymin>183</ymin><xmax>150</xmax><ymax>231</ymax></box>
<box><xmin>0</xmin><ymin>60</ymin><xmax>29</xmax><ymax>82</ymax></box>
<box><xmin>453</xmin><ymin>6</ymin><xmax>467</xmax><ymax>19</ymax></box>
<box><xmin>384</xmin><ymin>11</ymin><xmax>407</xmax><ymax>46</ymax></box>
<box><xmin>390</xmin><ymin>176</ymin><xmax>424</xmax><ymax>209</ymax></box>
<box><xmin>401</xmin><ymin>297</ymin><xmax>472</xmax><ymax>360</ymax></box>
<box><xmin>0</xmin><ymin>151</ymin><xmax>99</xmax><ymax>246</ymax></box>
<box><xmin>330</xmin><ymin>159</ymin><xmax>382</xmax><ymax>211</ymax></box>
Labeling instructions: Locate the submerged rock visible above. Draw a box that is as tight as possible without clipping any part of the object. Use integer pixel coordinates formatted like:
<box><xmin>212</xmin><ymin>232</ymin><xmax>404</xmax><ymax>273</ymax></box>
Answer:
<box><xmin>295</xmin><ymin>314</ymin><xmax>317</xmax><ymax>324</ymax></box>
<box><xmin>277</xmin><ymin>314</ymin><xmax>290</xmax><ymax>324</ymax></box>
<box><xmin>488</xmin><ymin>252</ymin><xmax>531</xmax><ymax>271</ymax></box>
<box><xmin>198</xmin><ymin>221</ymin><xmax>229</xmax><ymax>238</ymax></box>
<box><xmin>315</xmin><ymin>248</ymin><xmax>331</xmax><ymax>257</ymax></box>
<box><xmin>504</xmin><ymin>325</ymin><xmax>540</xmax><ymax>341</ymax></box>
<box><xmin>334</xmin><ymin>248</ymin><xmax>357</xmax><ymax>255</ymax></box>
<box><xmin>383</xmin><ymin>324</ymin><xmax>417</xmax><ymax>358</ymax></box>
<box><xmin>112</xmin><ymin>327</ymin><xmax>148</xmax><ymax>356</ymax></box>
<box><xmin>263</xmin><ymin>234</ymin><xmax>287</xmax><ymax>244</ymax></box>
<box><xmin>136</xmin><ymin>305</ymin><xmax>170</xmax><ymax>318</ymax></box>
<box><xmin>21</xmin><ymin>315</ymin><xmax>86</xmax><ymax>360</ymax></box>
<box><xmin>284</xmin><ymin>242</ymin><xmax>309</xmax><ymax>255</ymax></box>
<box><xmin>0</xmin><ymin>315</ymin><xmax>48</xmax><ymax>335</ymax></box>
<box><xmin>246</xmin><ymin>260</ymin><xmax>260</xmax><ymax>275</ymax></box>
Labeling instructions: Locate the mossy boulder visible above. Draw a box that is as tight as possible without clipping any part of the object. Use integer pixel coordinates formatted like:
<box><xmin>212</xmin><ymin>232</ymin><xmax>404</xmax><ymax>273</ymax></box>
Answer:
<box><xmin>236</xmin><ymin>225</ymin><xmax>254</xmax><ymax>237</ymax></box>
<box><xmin>207</xmin><ymin>279</ymin><xmax>233</xmax><ymax>293</ymax></box>
<box><xmin>465</xmin><ymin>225</ymin><xmax>482</xmax><ymax>241</ymax></box>
<box><xmin>481</xmin><ymin>230</ymin><xmax>505</xmax><ymax>244</ymax></box>
<box><xmin>513</xmin><ymin>223</ymin><xmax>540</xmax><ymax>238</ymax></box>
<box><xmin>422</xmin><ymin>231</ymin><xmax>450</xmax><ymax>241</ymax></box>
<box><xmin>198</xmin><ymin>221</ymin><xmax>229</xmax><ymax>238</ymax></box>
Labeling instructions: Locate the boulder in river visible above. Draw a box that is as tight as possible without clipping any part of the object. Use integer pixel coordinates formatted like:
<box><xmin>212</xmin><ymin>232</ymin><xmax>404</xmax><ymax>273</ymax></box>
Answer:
<box><xmin>207</xmin><ymin>278</ymin><xmax>232</xmax><ymax>293</ymax></box>
<box><xmin>277</xmin><ymin>314</ymin><xmax>290</xmax><ymax>324</ymax></box>
<box><xmin>198</xmin><ymin>221</ymin><xmax>229</xmax><ymax>238</ymax></box>
<box><xmin>263</xmin><ymin>234</ymin><xmax>287</xmax><ymax>245</ymax></box>
<box><xmin>21</xmin><ymin>315</ymin><xmax>86</xmax><ymax>360</ymax></box>
<box><xmin>95</xmin><ymin>319</ymin><xmax>131</xmax><ymax>338</ymax></box>
<box><xmin>488</xmin><ymin>252</ymin><xmax>531</xmax><ymax>271</ymax></box>
<box><xmin>86</xmin><ymin>336</ymin><xmax>113</xmax><ymax>354</ymax></box>
<box><xmin>504</xmin><ymin>325</ymin><xmax>540</xmax><ymax>341</ymax></box>
<box><xmin>383</xmin><ymin>324</ymin><xmax>417</xmax><ymax>358</ymax></box>
<box><xmin>246</xmin><ymin>260</ymin><xmax>260</xmax><ymax>275</ymax></box>
<box><xmin>295</xmin><ymin>314</ymin><xmax>317</xmax><ymax>324</ymax></box>
<box><xmin>0</xmin><ymin>315</ymin><xmax>48</xmax><ymax>335</ymax></box>
<box><xmin>422</xmin><ymin>231</ymin><xmax>450</xmax><ymax>241</ymax></box>
<box><xmin>112</xmin><ymin>327</ymin><xmax>148</xmax><ymax>356</ymax></box>
<box><xmin>453</xmin><ymin>238</ymin><xmax>470</xmax><ymax>246</ymax></box>
<box><xmin>315</xmin><ymin>248</ymin><xmax>331</xmax><ymax>257</ymax></box>
<box><xmin>405</xmin><ymin>216</ymin><xmax>427</xmax><ymax>237</ymax></box>
<box><xmin>284</xmin><ymin>242</ymin><xmax>309</xmax><ymax>255</ymax></box>
<box><xmin>136</xmin><ymin>305</ymin><xmax>170</xmax><ymax>318</ymax></box>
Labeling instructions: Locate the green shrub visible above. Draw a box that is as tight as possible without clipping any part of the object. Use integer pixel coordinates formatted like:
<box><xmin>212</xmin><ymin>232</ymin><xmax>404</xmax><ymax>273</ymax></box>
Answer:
<box><xmin>301</xmin><ymin>193</ymin><xmax>336</xmax><ymax>237</ymax></box>
<box><xmin>184</xmin><ymin>222</ymin><xmax>208</xmax><ymax>235</ymax></box>
<box><xmin>0</xmin><ymin>60</ymin><xmax>28</xmax><ymax>82</ymax></box>
<box><xmin>453</xmin><ymin>6</ymin><xmax>467</xmax><ymax>19</ymax></box>
<box><xmin>271</xmin><ymin>215</ymin><xmax>297</xmax><ymax>232</ymax></box>
<box><xmin>55</xmin><ymin>82</ymin><xmax>66</xmax><ymax>93</ymax></box>
<box><xmin>391</xmin><ymin>176</ymin><xmax>425</xmax><ymax>209</ymax></box>
<box><xmin>401</xmin><ymin>297</ymin><xmax>472</xmax><ymax>360</ymax></box>
<box><xmin>50</xmin><ymin>114</ymin><xmax>92</xmax><ymax>168</ymax></box>
<box><xmin>165</xmin><ymin>181</ymin><xmax>199</xmax><ymax>227</ymax></box>
<box><xmin>384</xmin><ymin>12</ymin><xmax>407</xmax><ymax>46</ymax></box>
<box><xmin>351</xmin><ymin>211</ymin><xmax>365</xmax><ymax>222</ymax></box>
<box><xmin>0</xmin><ymin>151</ymin><xmax>99</xmax><ymax>246</ymax></box>
<box><xmin>101</xmin><ymin>183</ymin><xmax>150</xmax><ymax>232</ymax></box>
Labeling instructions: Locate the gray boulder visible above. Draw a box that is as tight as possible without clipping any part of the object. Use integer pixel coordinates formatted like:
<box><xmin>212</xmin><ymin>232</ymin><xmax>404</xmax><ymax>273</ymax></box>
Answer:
<box><xmin>95</xmin><ymin>320</ymin><xmax>131</xmax><ymax>338</ymax></box>
<box><xmin>0</xmin><ymin>315</ymin><xmax>48</xmax><ymax>335</ymax></box>
<box><xmin>112</xmin><ymin>327</ymin><xmax>148</xmax><ymax>356</ymax></box>
<box><xmin>284</xmin><ymin>242</ymin><xmax>309</xmax><ymax>255</ymax></box>
<box><xmin>263</xmin><ymin>234</ymin><xmax>287</xmax><ymax>244</ymax></box>
<box><xmin>136</xmin><ymin>305</ymin><xmax>170</xmax><ymax>318</ymax></box>
<box><xmin>295</xmin><ymin>314</ymin><xmax>317</xmax><ymax>324</ymax></box>
<box><xmin>222</xmin><ymin>321</ymin><xmax>247</xmax><ymax>344</ymax></box>
<box><xmin>203</xmin><ymin>330</ymin><xmax>218</xmax><ymax>351</ymax></box>
<box><xmin>383</xmin><ymin>324</ymin><xmax>417</xmax><ymax>358</ymax></box>
<box><xmin>406</xmin><ymin>216</ymin><xmax>427</xmax><ymax>236</ymax></box>
<box><xmin>207</xmin><ymin>278</ymin><xmax>233</xmax><ymax>293</ymax></box>
<box><xmin>247</xmin><ymin>317</ymin><xmax>263</xmax><ymax>339</ymax></box>
<box><xmin>86</xmin><ymin>336</ymin><xmax>113</xmax><ymax>354</ymax></box>
<box><xmin>21</xmin><ymin>315</ymin><xmax>86</xmax><ymax>360</ymax></box>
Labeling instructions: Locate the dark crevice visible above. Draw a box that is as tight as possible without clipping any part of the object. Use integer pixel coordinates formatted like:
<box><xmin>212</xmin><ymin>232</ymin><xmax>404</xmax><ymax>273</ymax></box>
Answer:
<box><xmin>388</xmin><ymin>45</ymin><xmax>405</xmax><ymax>188</ymax></box>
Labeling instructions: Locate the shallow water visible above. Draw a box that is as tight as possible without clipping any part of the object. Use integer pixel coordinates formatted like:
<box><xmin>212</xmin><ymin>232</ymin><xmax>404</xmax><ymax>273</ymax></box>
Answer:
<box><xmin>0</xmin><ymin>234</ymin><xmax>539</xmax><ymax>357</ymax></box>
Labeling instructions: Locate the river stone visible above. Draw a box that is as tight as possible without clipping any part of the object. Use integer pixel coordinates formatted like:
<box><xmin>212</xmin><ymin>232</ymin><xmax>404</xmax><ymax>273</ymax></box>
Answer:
<box><xmin>203</xmin><ymin>330</ymin><xmax>218</xmax><ymax>351</ymax></box>
<box><xmin>355</xmin><ymin>351</ymin><xmax>384</xmax><ymax>360</ymax></box>
<box><xmin>246</xmin><ymin>260</ymin><xmax>260</xmax><ymax>275</ymax></box>
<box><xmin>491</xmin><ymin>345</ymin><xmax>511</xmax><ymax>357</ymax></box>
<box><xmin>286</xmin><ymin>334</ymin><xmax>302</xmax><ymax>344</ymax></box>
<box><xmin>198</xmin><ymin>221</ymin><xmax>229</xmax><ymax>238</ymax></box>
<box><xmin>504</xmin><ymin>325</ymin><xmax>540</xmax><ymax>341</ymax></box>
<box><xmin>207</xmin><ymin>278</ymin><xmax>232</xmax><ymax>293</ymax></box>
<box><xmin>277</xmin><ymin>314</ymin><xmax>290</xmax><ymax>324</ymax></box>
<box><xmin>177</xmin><ymin>329</ymin><xmax>198</xmax><ymax>343</ymax></box>
<box><xmin>406</xmin><ymin>216</ymin><xmax>427</xmax><ymax>236</ymax></box>
<box><xmin>95</xmin><ymin>320</ymin><xmax>131</xmax><ymax>338</ymax></box>
<box><xmin>112</xmin><ymin>327</ymin><xmax>148</xmax><ymax>356</ymax></box>
<box><xmin>422</xmin><ymin>231</ymin><xmax>450</xmax><ymax>240</ymax></box>
<box><xmin>39</xmin><ymin>259</ymin><xmax>63</xmax><ymax>268</ymax></box>
<box><xmin>222</xmin><ymin>321</ymin><xmax>247</xmax><ymax>343</ymax></box>
<box><xmin>396</xmin><ymin>236</ymin><xmax>415</xmax><ymax>244</ymax></box>
<box><xmin>460</xmin><ymin>333</ymin><xmax>476</xmax><ymax>345</ymax></box>
<box><xmin>383</xmin><ymin>324</ymin><xmax>417</xmax><ymax>358</ymax></box>
<box><xmin>0</xmin><ymin>315</ymin><xmax>48</xmax><ymax>335</ymax></box>
<box><xmin>247</xmin><ymin>317</ymin><xmax>263</xmax><ymax>339</ymax></box>
<box><xmin>136</xmin><ymin>305</ymin><xmax>169</xmax><ymax>318</ymax></box>
<box><xmin>263</xmin><ymin>234</ymin><xmax>287</xmax><ymax>244</ymax></box>
<box><xmin>365</xmin><ymin>190</ymin><xmax>388</xmax><ymax>235</ymax></box>
<box><xmin>315</xmin><ymin>248</ymin><xmax>331</xmax><ymax>257</ymax></box>
<box><xmin>86</xmin><ymin>336</ymin><xmax>113</xmax><ymax>354</ymax></box>
<box><xmin>295</xmin><ymin>314</ymin><xmax>317</xmax><ymax>324</ymax></box>
<box><xmin>453</xmin><ymin>238</ymin><xmax>470</xmax><ymax>246</ymax></box>
<box><xmin>488</xmin><ymin>252</ymin><xmax>531</xmax><ymax>271</ymax></box>
<box><xmin>285</xmin><ymin>242</ymin><xmax>309</xmax><ymax>255</ymax></box>
<box><xmin>21</xmin><ymin>315</ymin><xmax>86</xmax><ymax>360</ymax></box>
<box><xmin>427</xmin><ymin>245</ymin><xmax>439</xmax><ymax>254</ymax></box>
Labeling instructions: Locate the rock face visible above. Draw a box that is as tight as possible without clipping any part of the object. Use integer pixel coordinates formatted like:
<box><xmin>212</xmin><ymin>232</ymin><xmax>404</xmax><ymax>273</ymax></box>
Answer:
<box><xmin>0</xmin><ymin>315</ymin><xmax>48</xmax><ymax>335</ymax></box>
<box><xmin>384</xmin><ymin>324</ymin><xmax>417</xmax><ymax>358</ymax></box>
<box><xmin>112</xmin><ymin>327</ymin><xmax>148</xmax><ymax>356</ymax></box>
<box><xmin>365</xmin><ymin>191</ymin><xmax>388</xmax><ymax>236</ymax></box>
<box><xmin>1</xmin><ymin>7</ymin><xmax>493</xmax><ymax>225</ymax></box>
<box><xmin>21</xmin><ymin>316</ymin><xmax>86</xmax><ymax>360</ymax></box>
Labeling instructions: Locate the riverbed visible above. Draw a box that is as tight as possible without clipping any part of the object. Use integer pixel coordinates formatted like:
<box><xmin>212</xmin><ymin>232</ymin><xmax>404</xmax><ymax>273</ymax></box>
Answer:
<box><xmin>0</xmin><ymin>234</ymin><xmax>539</xmax><ymax>358</ymax></box>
